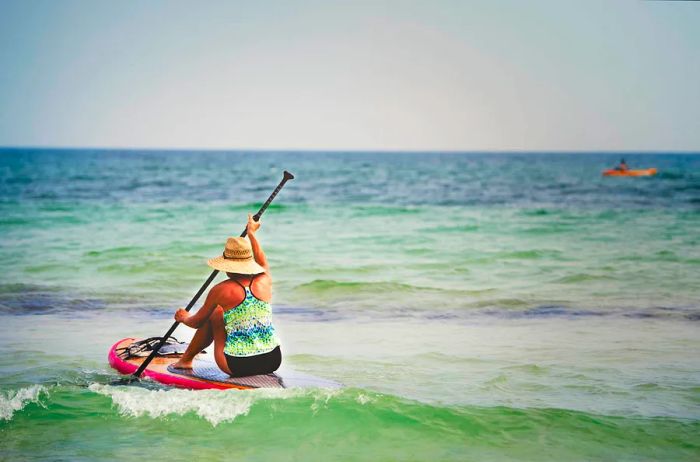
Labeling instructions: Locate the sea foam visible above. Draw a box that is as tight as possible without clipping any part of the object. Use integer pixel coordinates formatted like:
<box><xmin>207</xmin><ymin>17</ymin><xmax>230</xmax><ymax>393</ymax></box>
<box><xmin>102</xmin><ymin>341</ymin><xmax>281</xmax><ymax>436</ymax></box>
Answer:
<box><xmin>88</xmin><ymin>383</ymin><xmax>331</xmax><ymax>426</ymax></box>
<box><xmin>0</xmin><ymin>385</ymin><xmax>47</xmax><ymax>421</ymax></box>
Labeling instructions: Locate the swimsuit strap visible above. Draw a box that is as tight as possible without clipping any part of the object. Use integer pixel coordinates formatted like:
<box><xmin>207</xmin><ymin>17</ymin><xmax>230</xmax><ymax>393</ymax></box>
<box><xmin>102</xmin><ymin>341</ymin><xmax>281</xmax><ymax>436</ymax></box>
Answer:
<box><xmin>233</xmin><ymin>273</ymin><xmax>258</xmax><ymax>289</ymax></box>
<box><xmin>233</xmin><ymin>274</ymin><xmax>261</xmax><ymax>298</ymax></box>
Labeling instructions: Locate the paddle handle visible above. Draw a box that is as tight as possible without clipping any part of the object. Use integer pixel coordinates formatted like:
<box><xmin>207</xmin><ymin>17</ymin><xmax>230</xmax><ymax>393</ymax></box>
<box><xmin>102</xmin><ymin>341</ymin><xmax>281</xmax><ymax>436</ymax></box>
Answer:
<box><xmin>132</xmin><ymin>171</ymin><xmax>294</xmax><ymax>378</ymax></box>
<box><xmin>241</xmin><ymin>171</ymin><xmax>294</xmax><ymax>237</ymax></box>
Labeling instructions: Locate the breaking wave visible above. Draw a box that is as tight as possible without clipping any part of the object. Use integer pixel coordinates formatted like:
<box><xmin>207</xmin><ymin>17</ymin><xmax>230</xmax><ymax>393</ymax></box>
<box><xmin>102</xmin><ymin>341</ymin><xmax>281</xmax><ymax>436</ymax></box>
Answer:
<box><xmin>0</xmin><ymin>385</ymin><xmax>47</xmax><ymax>421</ymax></box>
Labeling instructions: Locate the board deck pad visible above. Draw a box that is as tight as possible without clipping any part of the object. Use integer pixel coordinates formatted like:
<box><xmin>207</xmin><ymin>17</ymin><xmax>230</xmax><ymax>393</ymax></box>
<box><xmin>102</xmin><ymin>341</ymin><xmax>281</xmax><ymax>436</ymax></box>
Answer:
<box><xmin>109</xmin><ymin>337</ymin><xmax>342</xmax><ymax>390</ymax></box>
<box><xmin>166</xmin><ymin>361</ymin><xmax>342</xmax><ymax>389</ymax></box>
<box><xmin>167</xmin><ymin>361</ymin><xmax>285</xmax><ymax>388</ymax></box>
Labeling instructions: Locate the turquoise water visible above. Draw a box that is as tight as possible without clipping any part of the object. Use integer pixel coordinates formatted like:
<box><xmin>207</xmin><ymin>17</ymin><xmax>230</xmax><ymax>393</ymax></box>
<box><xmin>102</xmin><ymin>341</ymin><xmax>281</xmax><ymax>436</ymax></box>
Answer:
<box><xmin>1</xmin><ymin>149</ymin><xmax>699</xmax><ymax>460</ymax></box>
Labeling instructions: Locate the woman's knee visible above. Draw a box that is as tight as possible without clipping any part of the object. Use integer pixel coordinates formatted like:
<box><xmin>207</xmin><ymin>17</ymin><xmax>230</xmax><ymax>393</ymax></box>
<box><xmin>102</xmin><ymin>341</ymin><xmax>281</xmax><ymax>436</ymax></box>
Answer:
<box><xmin>211</xmin><ymin>306</ymin><xmax>224</xmax><ymax>325</ymax></box>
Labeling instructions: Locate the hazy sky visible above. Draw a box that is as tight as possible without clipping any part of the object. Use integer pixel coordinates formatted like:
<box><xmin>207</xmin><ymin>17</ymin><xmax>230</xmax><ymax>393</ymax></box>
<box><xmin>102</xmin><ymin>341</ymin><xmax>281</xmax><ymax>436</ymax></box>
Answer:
<box><xmin>0</xmin><ymin>0</ymin><xmax>698</xmax><ymax>151</ymax></box>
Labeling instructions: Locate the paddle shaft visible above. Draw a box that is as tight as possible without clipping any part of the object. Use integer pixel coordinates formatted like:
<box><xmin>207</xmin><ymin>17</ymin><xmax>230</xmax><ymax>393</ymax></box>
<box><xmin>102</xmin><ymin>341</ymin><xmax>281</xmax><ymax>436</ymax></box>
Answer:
<box><xmin>132</xmin><ymin>171</ymin><xmax>294</xmax><ymax>378</ymax></box>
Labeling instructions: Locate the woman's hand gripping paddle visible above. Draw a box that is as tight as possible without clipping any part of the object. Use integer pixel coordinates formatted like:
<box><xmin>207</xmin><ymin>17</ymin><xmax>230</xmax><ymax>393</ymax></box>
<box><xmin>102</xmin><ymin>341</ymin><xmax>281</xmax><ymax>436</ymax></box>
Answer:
<box><xmin>115</xmin><ymin>171</ymin><xmax>294</xmax><ymax>384</ymax></box>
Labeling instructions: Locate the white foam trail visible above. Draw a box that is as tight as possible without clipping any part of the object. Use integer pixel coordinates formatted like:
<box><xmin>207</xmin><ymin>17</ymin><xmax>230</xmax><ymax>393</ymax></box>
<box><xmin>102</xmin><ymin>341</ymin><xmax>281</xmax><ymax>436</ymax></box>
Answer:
<box><xmin>0</xmin><ymin>385</ymin><xmax>47</xmax><ymax>421</ymax></box>
<box><xmin>310</xmin><ymin>387</ymin><xmax>343</xmax><ymax>413</ymax></box>
<box><xmin>89</xmin><ymin>384</ymin><xmax>305</xmax><ymax>426</ymax></box>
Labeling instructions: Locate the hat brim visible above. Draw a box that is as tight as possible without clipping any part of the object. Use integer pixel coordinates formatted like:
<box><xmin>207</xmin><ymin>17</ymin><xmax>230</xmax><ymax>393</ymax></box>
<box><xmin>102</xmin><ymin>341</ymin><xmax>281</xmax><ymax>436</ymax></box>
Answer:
<box><xmin>206</xmin><ymin>256</ymin><xmax>266</xmax><ymax>275</ymax></box>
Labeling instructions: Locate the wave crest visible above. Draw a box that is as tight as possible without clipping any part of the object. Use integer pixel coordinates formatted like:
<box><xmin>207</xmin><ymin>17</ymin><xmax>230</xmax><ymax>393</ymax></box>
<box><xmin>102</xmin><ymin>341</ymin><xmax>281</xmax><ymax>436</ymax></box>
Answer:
<box><xmin>0</xmin><ymin>385</ymin><xmax>47</xmax><ymax>421</ymax></box>
<box><xmin>88</xmin><ymin>384</ymin><xmax>339</xmax><ymax>426</ymax></box>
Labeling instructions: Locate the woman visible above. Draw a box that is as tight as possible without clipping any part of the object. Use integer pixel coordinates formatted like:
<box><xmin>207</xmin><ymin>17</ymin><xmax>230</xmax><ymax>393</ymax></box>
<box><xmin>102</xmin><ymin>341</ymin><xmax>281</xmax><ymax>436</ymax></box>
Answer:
<box><xmin>171</xmin><ymin>214</ymin><xmax>281</xmax><ymax>377</ymax></box>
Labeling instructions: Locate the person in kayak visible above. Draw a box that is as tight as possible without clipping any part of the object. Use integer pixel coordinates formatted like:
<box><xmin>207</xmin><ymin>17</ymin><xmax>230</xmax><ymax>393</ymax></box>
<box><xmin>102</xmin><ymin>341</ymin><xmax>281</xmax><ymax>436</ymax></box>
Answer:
<box><xmin>171</xmin><ymin>213</ymin><xmax>281</xmax><ymax>377</ymax></box>
<box><xmin>616</xmin><ymin>158</ymin><xmax>629</xmax><ymax>171</ymax></box>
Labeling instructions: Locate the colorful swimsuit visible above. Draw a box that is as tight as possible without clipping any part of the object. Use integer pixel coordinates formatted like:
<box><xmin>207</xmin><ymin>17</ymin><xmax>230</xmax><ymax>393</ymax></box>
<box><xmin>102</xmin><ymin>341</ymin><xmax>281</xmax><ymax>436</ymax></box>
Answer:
<box><xmin>223</xmin><ymin>278</ymin><xmax>281</xmax><ymax>376</ymax></box>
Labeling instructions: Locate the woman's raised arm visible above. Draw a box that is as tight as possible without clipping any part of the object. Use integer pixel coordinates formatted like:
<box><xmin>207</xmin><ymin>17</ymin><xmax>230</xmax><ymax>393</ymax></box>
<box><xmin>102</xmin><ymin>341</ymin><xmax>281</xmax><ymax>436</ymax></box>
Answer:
<box><xmin>246</xmin><ymin>213</ymin><xmax>269</xmax><ymax>272</ymax></box>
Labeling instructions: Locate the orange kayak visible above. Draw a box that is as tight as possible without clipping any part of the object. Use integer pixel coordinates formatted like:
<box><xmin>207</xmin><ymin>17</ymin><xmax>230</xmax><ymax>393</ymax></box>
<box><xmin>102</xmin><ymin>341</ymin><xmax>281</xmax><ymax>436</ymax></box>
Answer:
<box><xmin>603</xmin><ymin>168</ymin><xmax>657</xmax><ymax>177</ymax></box>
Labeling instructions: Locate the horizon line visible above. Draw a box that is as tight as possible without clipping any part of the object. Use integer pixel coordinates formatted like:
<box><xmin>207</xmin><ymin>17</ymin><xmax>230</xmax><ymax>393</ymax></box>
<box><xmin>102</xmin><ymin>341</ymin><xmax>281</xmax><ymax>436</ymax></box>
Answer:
<box><xmin>0</xmin><ymin>145</ymin><xmax>699</xmax><ymax>155</ymax></box>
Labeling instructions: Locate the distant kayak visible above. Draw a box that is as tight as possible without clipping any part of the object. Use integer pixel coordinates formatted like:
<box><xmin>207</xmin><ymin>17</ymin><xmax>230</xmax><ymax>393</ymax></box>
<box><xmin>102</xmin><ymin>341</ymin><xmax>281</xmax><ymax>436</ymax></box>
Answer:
<box><xmin>602</xmin><ymin>168</ymin><xmax>657</xmax><ymax>177</ymax></box>
<box><xmin>109</xmin><ymin>337</ymin><xmax>342</xmax><ymax>390</ymax></box>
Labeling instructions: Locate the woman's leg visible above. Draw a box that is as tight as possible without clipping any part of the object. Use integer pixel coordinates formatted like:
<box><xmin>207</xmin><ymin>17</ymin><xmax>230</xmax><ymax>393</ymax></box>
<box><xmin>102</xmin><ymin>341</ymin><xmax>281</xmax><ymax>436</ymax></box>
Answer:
<box><xmin>210</xmin><ymin>306</ymin><xmax>233</xmax><ymax>375</ymax></box>
<box><xmin>171</xmin><ymin>319</ymin><xmax>213</xmax><ymax>369</ymax></box>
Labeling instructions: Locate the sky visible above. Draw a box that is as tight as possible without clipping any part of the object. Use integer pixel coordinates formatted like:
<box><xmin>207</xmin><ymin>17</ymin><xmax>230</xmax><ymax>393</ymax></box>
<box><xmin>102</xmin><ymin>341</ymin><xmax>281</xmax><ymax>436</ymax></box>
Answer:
<box><xmin>0</xmin><ymin>0</ymin><xmax>699</xmax><ymax>151</ymax></box>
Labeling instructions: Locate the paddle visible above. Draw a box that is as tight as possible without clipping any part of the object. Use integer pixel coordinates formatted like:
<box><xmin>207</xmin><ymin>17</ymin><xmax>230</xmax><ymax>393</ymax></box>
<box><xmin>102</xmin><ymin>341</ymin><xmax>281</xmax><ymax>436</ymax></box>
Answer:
<box><xmin>127</xmin><ymin>170</ymin><xmax>295</xmax><ymax>381</ymax></box>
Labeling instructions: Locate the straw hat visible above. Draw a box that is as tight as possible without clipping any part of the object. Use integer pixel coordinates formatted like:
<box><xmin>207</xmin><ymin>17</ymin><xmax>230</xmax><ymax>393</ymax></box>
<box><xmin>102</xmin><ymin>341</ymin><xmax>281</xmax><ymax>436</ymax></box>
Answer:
<box><xmin>207</xmin><ymin>237</ymin><xmax>266</xmax><ymax>274</ymax></box>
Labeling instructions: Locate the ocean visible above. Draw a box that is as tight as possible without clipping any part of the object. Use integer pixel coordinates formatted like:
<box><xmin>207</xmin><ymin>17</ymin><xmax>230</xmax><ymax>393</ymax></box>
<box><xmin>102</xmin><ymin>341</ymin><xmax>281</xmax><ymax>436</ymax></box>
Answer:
<box><xmin>1</xmin><ymin>149</ymin><xmax>698</xmax><ymax>461</ymax></box>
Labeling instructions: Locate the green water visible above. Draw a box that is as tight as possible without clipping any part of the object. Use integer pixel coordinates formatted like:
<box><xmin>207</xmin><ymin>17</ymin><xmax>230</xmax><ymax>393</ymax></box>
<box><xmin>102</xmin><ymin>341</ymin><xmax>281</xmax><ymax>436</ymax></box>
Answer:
<box><xmin>2</xmin><ymin>314</ymin><xmax>699</xmax><ymax>461</ymax></box>
<box><xmin>1</xmin><ymin>150</ymin><xmax>699</xmax><ymax>460</ymax></box>
<box><xmin>4</xmin><ymin>386</ymin><xmax>698</xmax><ymax>461</ymax></box>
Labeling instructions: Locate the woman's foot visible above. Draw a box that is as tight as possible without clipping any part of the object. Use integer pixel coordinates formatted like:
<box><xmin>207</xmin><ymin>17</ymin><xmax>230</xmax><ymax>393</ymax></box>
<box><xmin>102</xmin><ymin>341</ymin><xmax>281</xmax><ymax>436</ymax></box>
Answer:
<box><xmin>170</xmin><ymin>358</ymin><xmax>194</xmax><ymax>370</ymax></box>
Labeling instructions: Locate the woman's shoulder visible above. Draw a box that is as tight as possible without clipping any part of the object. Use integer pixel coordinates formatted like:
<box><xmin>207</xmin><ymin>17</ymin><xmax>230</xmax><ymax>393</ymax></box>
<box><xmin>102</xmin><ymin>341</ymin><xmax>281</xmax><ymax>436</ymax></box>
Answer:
<box><xmin>213</xmin><ymin>279</ymin><xmax>237</xmax><ymax>290</ymax></box>
<box><xmin>251</xmin><ymin>273</ymin><xmax>272</xmax><ymax>301</ymax></box>
<box><xmin>255</xmin><ymin>271</ymin><xmax>272</xmax><ymax>282</ymax></box>
<box><xmin>213</xmin><ymin>281</ymin><xmax>246</xmax><ymax>307</ymax></box>
<box><xmin>211</xmin><ymin>279</ymin><xmax>242</xmax><ymax>298</ymax></box>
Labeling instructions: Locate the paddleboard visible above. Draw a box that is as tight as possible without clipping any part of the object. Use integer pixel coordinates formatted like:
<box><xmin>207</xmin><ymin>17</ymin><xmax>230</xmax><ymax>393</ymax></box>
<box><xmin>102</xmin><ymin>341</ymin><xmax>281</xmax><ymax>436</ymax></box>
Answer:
<box><xmin>109</xmin><ymin>337</ymin><xmax>341</xmax><ymax>390</ymax></box>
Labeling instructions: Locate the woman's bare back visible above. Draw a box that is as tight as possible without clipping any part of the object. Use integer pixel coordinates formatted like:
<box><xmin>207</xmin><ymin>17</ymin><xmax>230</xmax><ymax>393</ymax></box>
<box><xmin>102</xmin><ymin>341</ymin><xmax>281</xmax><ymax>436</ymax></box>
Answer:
<box><xmin>216</xmin><ymin>273</ymin><xmax>272</xmax><ymax>312</ymax></box>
